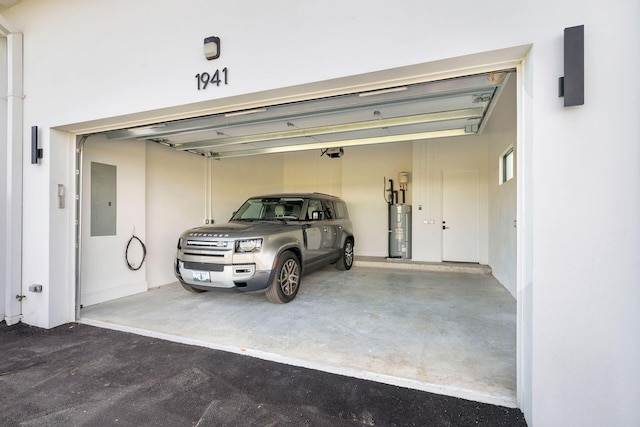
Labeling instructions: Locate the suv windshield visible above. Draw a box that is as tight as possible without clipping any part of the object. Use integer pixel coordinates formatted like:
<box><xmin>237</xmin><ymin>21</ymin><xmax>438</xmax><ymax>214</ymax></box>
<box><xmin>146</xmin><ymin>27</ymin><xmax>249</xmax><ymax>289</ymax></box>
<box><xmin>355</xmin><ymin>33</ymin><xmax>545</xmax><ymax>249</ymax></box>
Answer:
<box><xmin>231</xmin><ymin>197</ymin><xmax>305</xmax><ymax>221</ymax></box>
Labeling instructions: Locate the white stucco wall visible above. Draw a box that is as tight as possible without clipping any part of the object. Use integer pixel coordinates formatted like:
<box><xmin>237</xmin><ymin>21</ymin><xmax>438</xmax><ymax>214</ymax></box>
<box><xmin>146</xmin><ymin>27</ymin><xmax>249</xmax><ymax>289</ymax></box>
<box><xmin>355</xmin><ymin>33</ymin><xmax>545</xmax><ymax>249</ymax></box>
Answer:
<box><xmin>2</xmin><ymin>1</ymin><xmax>640</xmax><ymax>426</ymax></box>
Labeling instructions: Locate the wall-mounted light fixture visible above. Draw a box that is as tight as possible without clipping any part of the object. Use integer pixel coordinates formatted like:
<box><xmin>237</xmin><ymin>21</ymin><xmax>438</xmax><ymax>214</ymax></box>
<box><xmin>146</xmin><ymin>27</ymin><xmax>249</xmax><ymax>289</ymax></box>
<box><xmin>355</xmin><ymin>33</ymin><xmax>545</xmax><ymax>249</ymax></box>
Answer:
<box><xmin>204</xmin><ymin>36</ymin><xmax>220</xmax><ymax>60</ymax></box>
<box><xmin>31</xmin><ymin>125</ymin><xmax>43</xmax><ymax>164</ymax></box>
<box><xmin>559</xmin><ymin>25</ymin><xmax>584</xmax><ymax>107</ymax></box>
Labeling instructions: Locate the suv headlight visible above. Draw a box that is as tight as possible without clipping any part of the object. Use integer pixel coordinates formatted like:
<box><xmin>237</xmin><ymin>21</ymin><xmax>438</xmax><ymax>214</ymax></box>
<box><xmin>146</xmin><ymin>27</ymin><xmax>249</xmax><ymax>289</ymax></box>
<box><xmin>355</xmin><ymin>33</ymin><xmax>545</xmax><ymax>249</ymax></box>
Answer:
<box><xmin>235</xmin><ymin>239</ymin><xmax>263</xmax><ymax>253</ymax></box>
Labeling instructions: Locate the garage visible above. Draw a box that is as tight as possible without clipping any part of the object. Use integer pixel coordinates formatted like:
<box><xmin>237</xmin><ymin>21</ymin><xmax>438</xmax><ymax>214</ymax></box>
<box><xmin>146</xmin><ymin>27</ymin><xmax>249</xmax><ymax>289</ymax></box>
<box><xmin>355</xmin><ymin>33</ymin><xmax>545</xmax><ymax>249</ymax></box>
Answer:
<box><xmin>74</xmin><ymin>69</ymin><xmax>518</xmax><ymax>406</ymax></box>
<box><xmin>6</xmin><ymin>2</ymin><xmax>640</xmax><ymax>425</ymax></box>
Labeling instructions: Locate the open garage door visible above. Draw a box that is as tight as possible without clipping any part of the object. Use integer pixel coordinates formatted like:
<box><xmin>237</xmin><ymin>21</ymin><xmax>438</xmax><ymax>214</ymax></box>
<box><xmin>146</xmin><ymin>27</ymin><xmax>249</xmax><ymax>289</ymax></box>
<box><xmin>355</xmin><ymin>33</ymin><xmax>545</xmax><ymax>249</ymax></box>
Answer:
<box><xmin>100</xmin><ymin>72</ymin><xmax>512</xmax><ymax>158</ymax></box>
<box><xmin>76</xmin><ymin>69</ymin><xmax>518</xmax><ymax>406</ymax></box>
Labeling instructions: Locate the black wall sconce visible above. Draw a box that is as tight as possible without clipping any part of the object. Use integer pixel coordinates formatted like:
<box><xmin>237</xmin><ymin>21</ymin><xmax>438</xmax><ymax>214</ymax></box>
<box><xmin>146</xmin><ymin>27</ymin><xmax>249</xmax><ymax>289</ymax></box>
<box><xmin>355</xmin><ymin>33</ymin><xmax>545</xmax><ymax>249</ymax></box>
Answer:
<box><xmin>204</xmin><ymin>36</ymin><xmax>220</xmax><ymax>60</ymax></box>
<box><xmin>559</xmin><ymin>25</ymin><xmax>584</xmax><ymax>107</ymax></box>
<box><xmin>31</xmin><ymin>125</ymin><xmax>43</xmax><ymax>164</ymax></box>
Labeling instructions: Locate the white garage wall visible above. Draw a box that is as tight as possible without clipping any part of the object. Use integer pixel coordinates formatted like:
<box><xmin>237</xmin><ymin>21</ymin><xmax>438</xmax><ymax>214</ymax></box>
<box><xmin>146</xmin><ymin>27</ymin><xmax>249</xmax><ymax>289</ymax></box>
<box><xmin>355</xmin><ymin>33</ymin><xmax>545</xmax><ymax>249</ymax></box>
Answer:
<box><xmin>209</xmin><ymin>154</ymin><xmax>286</xmax><ymax>222</ymax></box>
<box><xmin>80</xmin><ymin>136</ymin><xmax>146</xmax><ymax>306</ymax></box>
<box><xmin>283</xmin><ymin>150</ymin><xmax>343</xmax><ymax>197</ymax></box>
<box><xmin>487</xmin><ymin>78</ymin><xmax>517</xmax><ymax>298</ymax></box>
<box><xmin>342</xmin><ymin>143</ymin><xmax>413</xmax><ymax>257</ymax></box>
<box><xmin>145</xmin><ymin>143</ymin><xmax>206</xmax><ymax>288</ymax></box>
<box><xmin>412</xmin><ymin>136</ymin><xmax>490</xmax><ymax>264</ymax></box>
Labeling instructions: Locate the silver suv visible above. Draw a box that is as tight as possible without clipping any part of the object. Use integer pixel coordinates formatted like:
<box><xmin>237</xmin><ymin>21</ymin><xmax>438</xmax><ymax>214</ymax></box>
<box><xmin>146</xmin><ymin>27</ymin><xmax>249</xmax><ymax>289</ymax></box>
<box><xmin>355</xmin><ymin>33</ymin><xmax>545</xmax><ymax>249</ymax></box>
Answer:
<box><xmin>175</xmin><ymin>193</ymin><xmax>355</xmax><ymax>303</ymax></box>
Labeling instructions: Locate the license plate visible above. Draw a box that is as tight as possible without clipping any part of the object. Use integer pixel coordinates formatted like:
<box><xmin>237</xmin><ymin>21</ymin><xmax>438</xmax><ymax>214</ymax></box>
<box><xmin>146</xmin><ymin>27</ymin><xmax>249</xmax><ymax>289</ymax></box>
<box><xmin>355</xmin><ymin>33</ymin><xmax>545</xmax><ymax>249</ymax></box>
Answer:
<box><xmin>192</xmin><ymin>271</ymin><xmax>211</xmax><ymax>283</ymax></box>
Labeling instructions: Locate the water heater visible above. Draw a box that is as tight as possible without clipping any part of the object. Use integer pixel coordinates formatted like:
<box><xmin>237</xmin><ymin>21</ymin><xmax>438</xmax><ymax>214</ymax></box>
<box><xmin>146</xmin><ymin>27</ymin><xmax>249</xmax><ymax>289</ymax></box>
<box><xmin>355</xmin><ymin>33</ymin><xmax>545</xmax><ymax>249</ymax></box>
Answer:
<box><xmin>389</xmin><ymin>203</ymin><xmax>412</xmax><ymax>259</ymax></box>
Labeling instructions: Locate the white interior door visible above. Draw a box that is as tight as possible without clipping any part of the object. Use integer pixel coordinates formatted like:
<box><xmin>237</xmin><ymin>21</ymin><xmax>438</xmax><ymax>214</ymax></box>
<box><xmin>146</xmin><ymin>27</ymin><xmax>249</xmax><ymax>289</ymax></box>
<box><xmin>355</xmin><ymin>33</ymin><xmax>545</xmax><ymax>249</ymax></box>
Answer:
<box><xmin>442</xmin><ymin>170</ymin><xmax>479</xmax><ymax>262</ymax></box>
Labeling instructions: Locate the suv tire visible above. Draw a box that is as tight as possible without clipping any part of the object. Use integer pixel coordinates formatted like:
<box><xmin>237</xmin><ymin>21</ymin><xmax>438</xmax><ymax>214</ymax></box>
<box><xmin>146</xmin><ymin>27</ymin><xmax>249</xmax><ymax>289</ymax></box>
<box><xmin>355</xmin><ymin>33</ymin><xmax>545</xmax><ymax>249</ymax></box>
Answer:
<box><xmin>336</xmin><ymin>239</ymin><xmax>354</xmax><ymax>271</ymax></box>
<box><xmin>266</xmin><ymin>252</ymin><xmax>301</xmax><ymax>303</ymax></box>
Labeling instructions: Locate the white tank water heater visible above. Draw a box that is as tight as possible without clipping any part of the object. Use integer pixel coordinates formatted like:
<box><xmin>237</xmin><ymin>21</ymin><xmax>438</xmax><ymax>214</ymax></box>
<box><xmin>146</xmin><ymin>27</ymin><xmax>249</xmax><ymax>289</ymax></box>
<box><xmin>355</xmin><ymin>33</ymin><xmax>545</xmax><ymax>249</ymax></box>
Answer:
<box><xmin>389</xmin><ymin>203</ymin><xmax>412</xmax><ymax>259</ymax></box>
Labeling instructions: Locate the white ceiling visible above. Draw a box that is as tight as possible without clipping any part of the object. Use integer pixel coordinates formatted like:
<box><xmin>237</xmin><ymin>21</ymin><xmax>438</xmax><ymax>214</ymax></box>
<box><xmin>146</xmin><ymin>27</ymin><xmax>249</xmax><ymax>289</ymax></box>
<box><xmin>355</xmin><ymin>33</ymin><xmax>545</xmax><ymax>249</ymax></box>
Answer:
<box><xmin>102</xmin><ymin>71</ymin><xmax>513</xmax><ymax>159</ymax></box>
<box><xmin>0</xmin><ymin>0</ymin><xmax>23</xmax><ymax>12</ymax></box>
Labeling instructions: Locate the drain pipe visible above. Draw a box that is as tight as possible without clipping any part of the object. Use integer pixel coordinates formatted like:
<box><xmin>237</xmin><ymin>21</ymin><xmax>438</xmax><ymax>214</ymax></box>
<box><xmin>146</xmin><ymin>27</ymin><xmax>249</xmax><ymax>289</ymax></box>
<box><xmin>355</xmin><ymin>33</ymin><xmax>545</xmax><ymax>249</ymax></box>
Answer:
<box><xmin>1</xmin><ymin>18</ymin><xmax>24</xmax><ymax>325</ymax></box>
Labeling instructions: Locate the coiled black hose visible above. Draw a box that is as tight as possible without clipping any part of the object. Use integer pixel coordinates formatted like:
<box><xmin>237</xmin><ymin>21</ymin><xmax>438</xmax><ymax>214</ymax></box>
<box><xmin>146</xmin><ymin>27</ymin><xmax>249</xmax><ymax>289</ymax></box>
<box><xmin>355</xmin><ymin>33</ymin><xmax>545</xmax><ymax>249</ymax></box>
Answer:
<box><xmin>126</xmin><ymin>235</ymin><xmax>147</xmax><ymax>271</ymax></box>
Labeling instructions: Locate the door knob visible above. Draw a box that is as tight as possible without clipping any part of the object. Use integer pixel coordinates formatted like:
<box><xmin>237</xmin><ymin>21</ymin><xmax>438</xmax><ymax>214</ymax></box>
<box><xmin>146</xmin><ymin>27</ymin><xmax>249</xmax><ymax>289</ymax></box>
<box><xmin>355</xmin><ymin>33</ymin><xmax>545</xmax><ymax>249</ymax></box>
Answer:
<box><xmin>443</xmin><ymin>225</ymin><xmax>450</xmax><ymax>230</ymax></box>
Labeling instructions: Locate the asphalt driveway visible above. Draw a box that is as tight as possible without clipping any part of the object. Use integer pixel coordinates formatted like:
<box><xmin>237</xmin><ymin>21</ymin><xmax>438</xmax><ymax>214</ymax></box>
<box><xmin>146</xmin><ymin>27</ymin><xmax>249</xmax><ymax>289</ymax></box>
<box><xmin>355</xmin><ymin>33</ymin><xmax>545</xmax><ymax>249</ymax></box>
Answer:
<box><xmin>0</xmin><ymin>322</ymin><xmax>527</xmax><ymax>426</ymax></box>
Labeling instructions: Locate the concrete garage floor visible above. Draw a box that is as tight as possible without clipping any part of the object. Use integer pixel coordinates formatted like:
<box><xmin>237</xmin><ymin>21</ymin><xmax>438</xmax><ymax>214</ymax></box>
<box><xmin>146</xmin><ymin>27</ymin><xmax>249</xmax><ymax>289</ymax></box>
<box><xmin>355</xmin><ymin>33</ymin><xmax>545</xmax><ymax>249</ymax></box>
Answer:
<box><xmin>80</xmin><ymin>260</ymin><xmax>517</xmax><ymax>408</ymax></box>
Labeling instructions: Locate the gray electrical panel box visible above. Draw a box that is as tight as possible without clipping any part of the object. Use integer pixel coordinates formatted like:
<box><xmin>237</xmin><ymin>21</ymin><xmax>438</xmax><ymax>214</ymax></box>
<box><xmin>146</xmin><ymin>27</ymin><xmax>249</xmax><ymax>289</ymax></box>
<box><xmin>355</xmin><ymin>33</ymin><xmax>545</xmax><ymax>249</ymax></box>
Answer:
<box><xmin>91</xmin><ymin>162</ymin><xmax>117</xmax><ymax>236</ymax></box>
<box><xmin>389</xmin><ymin>204</ymin><xmax>412</xmax><ymax>259</ymax></box>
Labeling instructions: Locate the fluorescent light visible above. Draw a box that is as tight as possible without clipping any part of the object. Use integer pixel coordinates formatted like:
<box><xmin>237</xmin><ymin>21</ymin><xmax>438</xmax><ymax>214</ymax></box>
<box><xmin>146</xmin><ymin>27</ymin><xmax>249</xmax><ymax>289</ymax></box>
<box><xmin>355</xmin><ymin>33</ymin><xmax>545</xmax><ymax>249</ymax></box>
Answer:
<box><xmin>359</xmin><ymin>87</ymin><xmax>408</xmax><ymax>97</ymax></box>
<box><xmin>205</xmin><ymin>128</ymin><xmax>467</xmax><ymax>159</ymax></box>
<box><xmin>224</xmin><ymin>108</ymin><xmax>267</xmax><ymax>118</ymax></box>
<box><xmin>177</xmin><ymin>108</ymin><xmax>483</xmax><ymax>151</ymax></box>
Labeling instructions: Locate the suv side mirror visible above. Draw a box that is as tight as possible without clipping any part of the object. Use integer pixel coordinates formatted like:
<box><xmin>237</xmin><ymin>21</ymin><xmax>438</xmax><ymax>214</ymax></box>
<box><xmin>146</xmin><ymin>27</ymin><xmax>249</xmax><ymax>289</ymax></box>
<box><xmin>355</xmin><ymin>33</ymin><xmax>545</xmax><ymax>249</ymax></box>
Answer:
<box><xmin>311</xmin><ymin>210</ymin><xmax>324</xmax><ymax>220</ymax></box>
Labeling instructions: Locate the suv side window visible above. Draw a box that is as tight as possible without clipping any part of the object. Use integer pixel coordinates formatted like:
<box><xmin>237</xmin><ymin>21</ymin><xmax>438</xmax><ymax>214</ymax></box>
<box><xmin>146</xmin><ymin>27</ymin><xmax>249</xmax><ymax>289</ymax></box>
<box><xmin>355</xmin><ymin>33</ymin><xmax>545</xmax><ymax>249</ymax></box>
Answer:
<box><xmin>323</xmin><ymin>200</ymin><xmax>335</xmax><ymax>220</ymax></box>
<box><xmin>334</xmin><ymin>201</ymin><xmax>346</xmax><ymax>219</ymax></box>
<box><xmin>307</xmin><ymin>199</ymin><xmax>324</xmax><ymax>220</ymax></box>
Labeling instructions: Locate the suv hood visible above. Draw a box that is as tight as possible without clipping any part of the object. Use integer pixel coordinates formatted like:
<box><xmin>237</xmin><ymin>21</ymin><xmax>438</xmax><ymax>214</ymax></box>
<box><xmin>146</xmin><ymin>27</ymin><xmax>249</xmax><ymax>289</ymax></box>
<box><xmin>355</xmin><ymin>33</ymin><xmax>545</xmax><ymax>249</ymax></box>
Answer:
<box><xmin>183</xmin><ymin>220</ymin><xmax>297</xmax><ymax>238</ymax></box>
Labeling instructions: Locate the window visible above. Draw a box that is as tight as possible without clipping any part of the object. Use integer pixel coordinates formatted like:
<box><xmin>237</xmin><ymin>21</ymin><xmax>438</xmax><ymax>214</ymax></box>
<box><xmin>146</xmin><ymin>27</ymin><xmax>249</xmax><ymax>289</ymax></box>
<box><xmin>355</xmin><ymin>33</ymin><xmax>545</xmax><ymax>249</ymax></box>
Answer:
<box><xmin>323</xmin><ymin>201</ymin><xmax>335</xmax><ymax>219</ymax></box>
<box><xmin>334</xmin><ymin>201</ymin><xmax>347</xmax><ymax>219</ymax></box>
<box><xmin>501</xmin><ymin>146</ymin><xmax>514</xmax><ymax>184</ymax></box>
<box><xmin>307</xmin><ymin>199</ymin><xmax>324</xmax><ymax>220</ymax></box>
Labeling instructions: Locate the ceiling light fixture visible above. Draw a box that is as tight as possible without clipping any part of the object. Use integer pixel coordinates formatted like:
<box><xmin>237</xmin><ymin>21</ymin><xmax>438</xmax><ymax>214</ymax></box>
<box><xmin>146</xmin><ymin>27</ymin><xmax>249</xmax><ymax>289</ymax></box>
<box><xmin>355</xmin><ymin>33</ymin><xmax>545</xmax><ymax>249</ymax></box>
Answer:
<box><xmin>359</xmin><ymin>87</ymin><xmax>408</xmax><ymax>97</ymax></box>
<box><xmin>224</xmin><ymin>108</ymin><xmax>267</xmax><ymax>118</ymax></box>
<box><xmin>202</xmin><ymin>128</ymin><xmax>466</xmax><ymax>159</ymax></box>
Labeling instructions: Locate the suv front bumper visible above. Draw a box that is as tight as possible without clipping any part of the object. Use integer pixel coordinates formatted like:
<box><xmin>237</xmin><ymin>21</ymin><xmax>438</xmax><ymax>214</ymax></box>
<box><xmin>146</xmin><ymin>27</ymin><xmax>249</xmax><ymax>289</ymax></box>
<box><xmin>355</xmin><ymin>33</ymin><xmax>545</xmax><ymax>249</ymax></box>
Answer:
<box><xmin>175</xmin><ymin>260</ymin><xmax>272</xmax><ymax>292</ymax></box>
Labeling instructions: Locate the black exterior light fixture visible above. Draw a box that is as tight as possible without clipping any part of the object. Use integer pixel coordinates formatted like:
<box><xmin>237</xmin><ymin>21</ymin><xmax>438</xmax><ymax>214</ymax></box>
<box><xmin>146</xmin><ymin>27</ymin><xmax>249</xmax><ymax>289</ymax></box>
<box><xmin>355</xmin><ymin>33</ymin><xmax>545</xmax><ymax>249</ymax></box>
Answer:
<box><xmin>559</xmin><ymin>25</ymin><xmax>584</xmax><ymax>107</ymax></box>
<box><xmin>31</xmin><ymin>125</ymin><xmax>43</xmax><ymax>164</ymax></box>
<box><xmin>204</xmin><ymin>36</ymin><xmax>220</xmax><ymax>60</ymax></box>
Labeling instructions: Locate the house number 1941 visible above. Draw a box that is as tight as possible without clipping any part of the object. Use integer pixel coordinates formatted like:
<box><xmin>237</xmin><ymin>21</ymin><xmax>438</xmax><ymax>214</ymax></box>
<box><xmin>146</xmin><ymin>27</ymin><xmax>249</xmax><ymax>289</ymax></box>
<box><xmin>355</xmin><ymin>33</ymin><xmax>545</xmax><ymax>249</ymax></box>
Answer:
<box><xmin>195</xmin><ymin>67</ymin><xmax>228</xmax><ymax>90</ymax></box>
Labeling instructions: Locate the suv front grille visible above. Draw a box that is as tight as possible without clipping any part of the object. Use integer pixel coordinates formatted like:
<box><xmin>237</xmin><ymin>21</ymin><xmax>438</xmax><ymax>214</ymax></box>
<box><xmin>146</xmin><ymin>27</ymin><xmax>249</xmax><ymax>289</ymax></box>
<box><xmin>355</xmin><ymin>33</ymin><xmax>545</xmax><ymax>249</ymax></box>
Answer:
<box><xmin>183</xmin><ymin>238</ymin><xmax>233</xmax><ymax>257</ymax></box>
<box><xmin>182</xmin><ymin>262</ymin><xmax>225</xmax><ymax>272</ymax></box>
<box><xmin>186</xmin><ymin>240</ymin><xmax>230</xmax><ymax>248</ymax></box>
